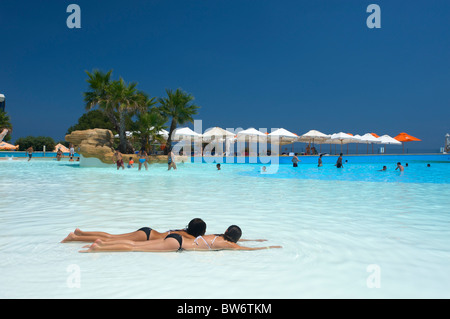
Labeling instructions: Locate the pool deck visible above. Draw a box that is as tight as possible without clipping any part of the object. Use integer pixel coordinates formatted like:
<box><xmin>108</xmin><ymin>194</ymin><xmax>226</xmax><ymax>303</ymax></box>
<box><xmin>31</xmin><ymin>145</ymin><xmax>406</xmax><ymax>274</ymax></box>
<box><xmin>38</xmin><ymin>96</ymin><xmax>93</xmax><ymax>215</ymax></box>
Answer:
<box><xmin>0</xmin><ymin>152</ymin><xmax>80</xmax><ymax>163</ymax></box>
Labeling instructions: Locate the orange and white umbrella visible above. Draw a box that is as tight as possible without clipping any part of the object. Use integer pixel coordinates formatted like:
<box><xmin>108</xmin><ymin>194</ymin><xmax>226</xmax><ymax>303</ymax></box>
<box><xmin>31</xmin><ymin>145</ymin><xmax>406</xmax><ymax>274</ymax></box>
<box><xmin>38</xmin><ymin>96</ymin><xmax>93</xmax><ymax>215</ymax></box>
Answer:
<box><xmin>394</xmin><ymin>132</ymin><xmax>421</xmax><ymax>143</ymax></box>
<box><xmin>394</xmin><ymin>132</ymin><xmax>421</xmax><ymax>153</ymax></box>
<box><xmin>53</xmin><ymin>143</ymin><xmax>70</xmax><ymax>152</ymax></box>
<box><xmin>0</xmin><ymin>141</ymin><xmax>19</xmax><ymax>150</ymax></box>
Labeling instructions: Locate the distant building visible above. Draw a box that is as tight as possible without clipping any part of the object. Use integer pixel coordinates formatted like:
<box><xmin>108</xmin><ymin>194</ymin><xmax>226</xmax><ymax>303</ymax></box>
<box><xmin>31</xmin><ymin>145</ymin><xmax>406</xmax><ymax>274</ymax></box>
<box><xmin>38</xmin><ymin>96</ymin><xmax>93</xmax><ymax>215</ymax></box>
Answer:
<box><xmin>0</xmin><ymin>94</ymin><xmax>5</xmax><ymax>112</ymax></box>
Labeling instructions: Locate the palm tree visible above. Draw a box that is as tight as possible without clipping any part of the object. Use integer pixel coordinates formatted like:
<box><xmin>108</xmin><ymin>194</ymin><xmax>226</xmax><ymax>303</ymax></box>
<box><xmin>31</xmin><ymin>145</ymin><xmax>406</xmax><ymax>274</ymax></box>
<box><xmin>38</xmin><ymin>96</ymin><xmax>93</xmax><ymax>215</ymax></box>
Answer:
<box><xmin>108</xmin><ymin>78</ymin><xmax>149</xmax><ymax>153</ymax></box>
<box><xmin>83</xmin><ymin>69</ymin><xmax>118</xmax><ymax>127</ymax></box>
<box><xmin>133</xmin><ymin>107</ymin><xmax>167</xmax><ymax>153</ymax></box>
<box><xmin>158</xmin><ymin>88</ymin><xmax>200</xmax><ymax>154</ymax></box>
<box><xmin>83</xmin><ymin>70</ymin><xmax>153</xmax><ymax>153</ymax></box>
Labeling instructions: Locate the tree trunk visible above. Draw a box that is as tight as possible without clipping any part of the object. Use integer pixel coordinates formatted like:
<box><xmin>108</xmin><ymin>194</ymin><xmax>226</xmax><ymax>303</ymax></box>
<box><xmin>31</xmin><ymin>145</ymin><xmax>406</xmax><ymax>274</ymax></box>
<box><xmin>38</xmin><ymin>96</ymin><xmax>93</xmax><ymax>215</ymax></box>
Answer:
<box><xmin>106</xmin><ymin>110</ymin><xmax>120</xmax><ymax>133</ymax></box>
<box><xmin>118</xmin><ymin>110</ymin><xmax>127</xmax><ymax>153</ymax></box>
<box><xmin>165</xmin><ymin>118</ymin><xmax>177</xmax><ymax>155</ymax></box>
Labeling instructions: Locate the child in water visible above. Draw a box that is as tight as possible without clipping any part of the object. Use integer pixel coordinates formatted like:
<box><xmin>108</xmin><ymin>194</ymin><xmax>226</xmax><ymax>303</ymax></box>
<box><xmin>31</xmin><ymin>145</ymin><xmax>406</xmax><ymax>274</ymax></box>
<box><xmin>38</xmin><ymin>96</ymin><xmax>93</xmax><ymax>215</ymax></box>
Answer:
<box><xmin>127</xmin><ymin>157</ymin><xmax>134</xmax><ymax>168</ymax></box>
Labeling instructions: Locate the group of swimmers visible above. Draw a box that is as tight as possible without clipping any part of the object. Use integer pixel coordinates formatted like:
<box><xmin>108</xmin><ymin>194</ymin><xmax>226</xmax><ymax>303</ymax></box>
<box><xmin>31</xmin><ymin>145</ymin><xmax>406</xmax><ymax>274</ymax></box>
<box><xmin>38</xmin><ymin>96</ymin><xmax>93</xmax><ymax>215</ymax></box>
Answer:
<box><xmin>26</xmin><ymin>144</ymin><xmax>77</xmax><ymax>162</ymax></box>
<box><xmin>291</xmin><ymin>153</ymin><xmax>342</xmax><ymax>168</ymax></box>
<box><xmin>56</xmin><ymin>149</ymin><xmax>79</xmax><ymax>162</ymax></box>
<box><xmin>113</xmin><ymin>147</ymin><xmax>177</xmax><ymax>171</ymax></box>
<box><xmin>112</xmin><ymin>149</ymin><xmax>433</xmax><ymax>173</ymax></box>
<box><xmin>291</xmin><ymin>153</ymin><xmax>432</xmax><ymax>172</ymax></box>
<box><xmin>61</xmin><ymin>218</ymin><xmax>282</xmax><ymax>253</ymax></box>
<box><xmin>379</xmin><ymin>162</ymin><xmax>431</xmax><ymax>171</ymax></box>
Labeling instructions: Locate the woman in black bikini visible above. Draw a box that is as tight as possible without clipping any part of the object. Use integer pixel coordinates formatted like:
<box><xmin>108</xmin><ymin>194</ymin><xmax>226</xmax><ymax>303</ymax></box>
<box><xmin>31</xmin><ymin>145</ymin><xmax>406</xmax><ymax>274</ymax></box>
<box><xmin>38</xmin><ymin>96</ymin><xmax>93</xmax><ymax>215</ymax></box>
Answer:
<box><xmin>79</xmin><ymin>225</ymin><xmax>281</xmax><ymax>252</ymax></box>
<box><xmin>61</xmin><ymin>218</ymin><xmax>206</xmax><ymax>243</ymax></box>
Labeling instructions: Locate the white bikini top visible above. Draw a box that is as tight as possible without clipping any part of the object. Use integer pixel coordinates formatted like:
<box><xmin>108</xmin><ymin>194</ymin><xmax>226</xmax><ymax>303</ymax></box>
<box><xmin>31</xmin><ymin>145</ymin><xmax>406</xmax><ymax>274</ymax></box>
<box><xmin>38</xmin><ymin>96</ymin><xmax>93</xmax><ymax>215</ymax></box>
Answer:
<box><xmin>194</xmin><ymin>235</ymin><xmax>219</xmax><ymax>250</ymax></box>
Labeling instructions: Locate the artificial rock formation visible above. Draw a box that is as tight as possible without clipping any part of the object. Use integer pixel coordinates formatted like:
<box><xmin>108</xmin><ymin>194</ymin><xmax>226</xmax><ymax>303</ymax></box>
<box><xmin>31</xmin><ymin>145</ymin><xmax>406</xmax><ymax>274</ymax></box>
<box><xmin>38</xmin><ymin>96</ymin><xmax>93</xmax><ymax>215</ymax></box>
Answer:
<box><xmin>65</xmin><ymin>129</ymin><xmax>116</xmax><ymax>164</ymax></box>
<box><xmin>65</xmin><ymin>128</ymin><xmax>188</xmax><ymax>165</ymax></box>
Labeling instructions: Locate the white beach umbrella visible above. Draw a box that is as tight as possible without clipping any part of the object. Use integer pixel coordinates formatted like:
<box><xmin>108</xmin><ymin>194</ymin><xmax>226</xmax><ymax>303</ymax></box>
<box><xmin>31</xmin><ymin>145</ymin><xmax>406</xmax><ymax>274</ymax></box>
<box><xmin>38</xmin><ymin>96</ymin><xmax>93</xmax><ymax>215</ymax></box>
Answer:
<box><xmin>172</xmin><ymin>127</ymin><xmax>202</xmax><ymax>140</ymax></box>
<box><xmin>329</xmin><ymin>132</ymin><xmax>357</xmax><ymax>142</ymax></box>
<box><xmin>326</xmin><ymin>132</ymin><xmax>358</xmax><ymax>145</ymax></box>
<box><xmin>352</xmin><ymin>134</ymin><xmax>366</xmax><ymax>153</ymax></box>
<box><xmin>202</xmin><ymin>127</ymin><xmax>235</xmax><ymax>142</ymax></box>
<box><xmin>325</xmin><ymin>132</ymin><xmax>359</xmax><ymax>154</ymax></box>
<box><xmin>352</xmin><ymin>134</ymin><xmax>364</xmax><ymax>142</ymax></box>
<box><xmin>376</xmin><ymin>134</ymin><xmax>401</xmax><ymax>153</ymax></box>
<box><xmin>146</xmin><ymin>128</ymin><xmax>169</xmax><ymax>142</ymax></box>
<box><xmin>298</xmin><ymin>129</ymin><xmax>330</xmax><ymax>154</ymax></box>
<box><xmin>298</xmin><ymin>130</ymin><xmax>330</xmax><ymax>143</ymax></box>
<box><xmin>268</xmin><ymin>128</ymin><xmax>298</xmax><ymax>145</ymax></box>
<box><xmin>149</xmin><ymin>128</ymin><xmax>169</xmax><ymax>140</ymax></box>
<box><xmin>378</xmin><ymin>134</ymin><xmax>402</xmax><ymax>145</ymax></box>
<box><xmin>171</xmin><ymin>127</ymin><xmax>202</xmax><ymax>154</ymax></box>
<box><xmin>201</xmin><ymin>127</ymin><xmax>235</xmax><ymax>156</ymax></box>
<box><xmin>236</xmin><ymin>128</ymin><xmax>267</xmax><ymax>141</ymax></box>
<box><xmin>359</xmin><ymin>133</ymin><xmax>381</xmax><ymax>143</ymax></box>
<box><xmin>235</xmin><ymin>128</ymin><xmax>267</xmax><ymax>156</ymax></box>
<box><xmin>359</xmin><ymin>133</ymin><xmax>382</xmax><ymax>154</ymax></box>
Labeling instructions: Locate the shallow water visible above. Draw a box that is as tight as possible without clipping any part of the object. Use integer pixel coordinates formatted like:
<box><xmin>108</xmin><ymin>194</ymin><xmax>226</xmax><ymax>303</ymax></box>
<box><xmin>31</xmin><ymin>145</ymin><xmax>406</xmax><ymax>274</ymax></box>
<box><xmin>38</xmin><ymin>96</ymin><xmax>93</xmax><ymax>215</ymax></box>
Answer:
<box><xmin>0</xmin><ymin>159</ymin><xmax>449</xmax><ymax>298</ymax></box>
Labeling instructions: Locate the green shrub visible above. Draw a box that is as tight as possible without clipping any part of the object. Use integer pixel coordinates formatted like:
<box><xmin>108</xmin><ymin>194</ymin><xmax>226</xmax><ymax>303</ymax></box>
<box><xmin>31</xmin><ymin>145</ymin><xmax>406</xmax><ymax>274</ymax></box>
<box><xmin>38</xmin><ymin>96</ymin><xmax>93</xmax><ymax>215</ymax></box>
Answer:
<box><xmin>67</xmin><ymin>110</ymin><xmax>116</xmax><ymax>134</ymax></box>
<box><xmin>15</xmin><ymin>136</ymin><xmax>56</xmax><ymax>152</ymax></box>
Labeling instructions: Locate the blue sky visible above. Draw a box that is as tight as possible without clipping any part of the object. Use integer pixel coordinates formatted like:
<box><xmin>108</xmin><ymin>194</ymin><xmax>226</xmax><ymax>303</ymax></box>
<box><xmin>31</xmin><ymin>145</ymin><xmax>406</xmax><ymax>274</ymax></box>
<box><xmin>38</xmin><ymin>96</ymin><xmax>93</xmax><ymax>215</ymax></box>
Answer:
<box><xmin>1</xmin><ymin>0</ymin><xmax>449</xmax><ymax>151</ymax></box>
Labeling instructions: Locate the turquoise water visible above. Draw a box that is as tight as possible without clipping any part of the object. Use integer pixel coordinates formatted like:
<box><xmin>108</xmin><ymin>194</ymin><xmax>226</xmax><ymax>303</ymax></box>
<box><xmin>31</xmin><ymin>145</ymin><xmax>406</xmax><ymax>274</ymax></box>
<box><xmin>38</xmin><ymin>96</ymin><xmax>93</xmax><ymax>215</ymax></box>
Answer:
<box><xmin>240</xmin><ymin>161</ymin><xmax>450</xmax><ymax>184</ymax></box>
<box><xmin>1</xmin><ymin>159</ymin><xmax>449</xmax><ymax>298</ymax></box>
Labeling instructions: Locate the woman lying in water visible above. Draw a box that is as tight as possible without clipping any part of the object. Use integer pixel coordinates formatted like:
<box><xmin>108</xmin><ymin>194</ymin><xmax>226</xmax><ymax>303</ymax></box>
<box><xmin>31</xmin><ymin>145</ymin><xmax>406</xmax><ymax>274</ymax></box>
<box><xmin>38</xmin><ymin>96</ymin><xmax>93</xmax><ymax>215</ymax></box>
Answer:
<box><xmin>79</xmin><ymin>225</ymin><xmax>281</xmax><ymax>253</ymax></box>
<box><xmin>62</xmin><ymin>218</ymin><xmax>266</xmax><ymax>243</ymax></box>
<box><xmin>62</xmin><ymin>218</ymin><xmax>207</xmax><ymax>243</ymax></box>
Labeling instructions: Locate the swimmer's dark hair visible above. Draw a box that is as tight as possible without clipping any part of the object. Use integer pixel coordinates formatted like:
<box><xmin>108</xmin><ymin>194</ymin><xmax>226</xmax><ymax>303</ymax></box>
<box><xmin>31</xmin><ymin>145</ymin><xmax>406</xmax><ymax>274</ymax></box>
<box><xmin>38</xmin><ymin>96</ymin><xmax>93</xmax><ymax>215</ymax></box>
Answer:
<box><xmin>222</xmin><ymin>225</ymin><xmax>242</xmax><ymax>243</ymax></box>
<box><xmin>186</xmin><ymin>218</ymin><xmax>206</xmax><ymax>237</ymax></box>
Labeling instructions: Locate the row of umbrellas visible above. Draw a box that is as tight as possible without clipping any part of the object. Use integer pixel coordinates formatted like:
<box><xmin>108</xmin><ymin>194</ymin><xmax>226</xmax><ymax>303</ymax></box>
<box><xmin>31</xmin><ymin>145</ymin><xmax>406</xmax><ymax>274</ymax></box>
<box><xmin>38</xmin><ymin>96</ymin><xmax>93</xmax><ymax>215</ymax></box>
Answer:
<box><xmin>115</xmin><ymin>127</ymin><xmax>420</xmax><ymax>148</ymax></box>
<box><xmin>0</xmin><ymin>128</ymin><xmax>420</xmax><ymax>153</ymax></box>
<box><xmin>297</xmin><ymin>130</ymin><xmax>421</xmax><ymax>153</ymax></box>
<box><xmin>168</xmin><ymin>127</ymin><xmax>419</xmax><ymax>144</ymax></box>
<box><xmin>144</xmin><ymin>127</ymin><xmax>420</xmax><ymax>154</ymax></box>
